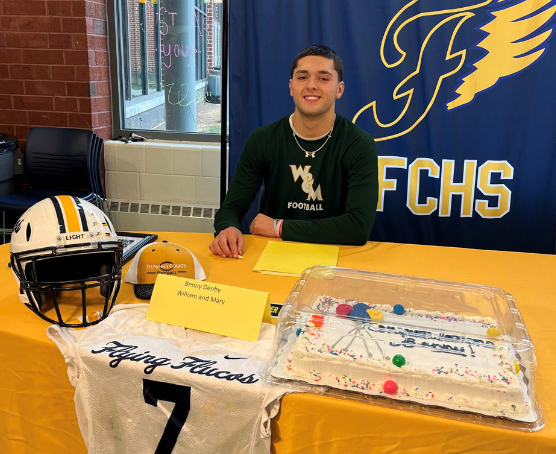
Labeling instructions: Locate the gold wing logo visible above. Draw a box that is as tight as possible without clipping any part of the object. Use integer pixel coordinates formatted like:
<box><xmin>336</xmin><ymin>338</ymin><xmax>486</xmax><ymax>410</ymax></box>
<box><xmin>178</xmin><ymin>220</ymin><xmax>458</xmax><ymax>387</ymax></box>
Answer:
<box><xmin>448</xmin><ymin>0</ymin><xmax>556</xmax><ymax>109</ymax></box>
<box><xmin>353</xmin><ymin>0</ymin><xmax>556</xmax><ymax>141</ymax></box>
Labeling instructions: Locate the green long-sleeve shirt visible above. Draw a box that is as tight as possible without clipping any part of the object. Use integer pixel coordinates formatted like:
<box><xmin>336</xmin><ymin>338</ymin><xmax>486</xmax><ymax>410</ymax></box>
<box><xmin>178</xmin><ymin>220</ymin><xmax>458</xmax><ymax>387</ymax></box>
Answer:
<box><xmin>215</xmin><ymin>115</ymin><xmax>378</xmax><ymax>246</ymax></box>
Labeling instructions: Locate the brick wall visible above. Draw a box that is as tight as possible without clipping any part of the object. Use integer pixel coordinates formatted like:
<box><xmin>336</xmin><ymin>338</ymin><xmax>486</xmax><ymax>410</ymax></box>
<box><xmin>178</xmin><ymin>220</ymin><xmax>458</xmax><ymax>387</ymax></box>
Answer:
<box><xmin>86</xmin><ymin>0</ymin><xmax>112</xmax><ymax>140</ymax></box>
<box><xmin>0</xmin><ymin>0</ymin><xmax>112</xmax><ymax>151</ymax></box>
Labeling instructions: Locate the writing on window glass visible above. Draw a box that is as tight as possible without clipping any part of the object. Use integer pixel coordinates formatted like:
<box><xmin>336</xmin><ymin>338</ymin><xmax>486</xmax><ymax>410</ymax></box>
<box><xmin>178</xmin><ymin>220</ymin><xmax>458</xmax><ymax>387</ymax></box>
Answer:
<box><xmin>138</xmin><ymin>6</ymin><xmax>209</xmax><ymax>69</ymax></box>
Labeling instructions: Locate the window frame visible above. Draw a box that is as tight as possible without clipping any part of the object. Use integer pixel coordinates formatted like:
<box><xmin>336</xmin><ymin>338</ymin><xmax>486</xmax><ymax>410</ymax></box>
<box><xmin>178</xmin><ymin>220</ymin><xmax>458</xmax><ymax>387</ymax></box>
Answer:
<box><xmin>106</xmin><ymin>0</ymin><xmax>226</xmax><ymax>143</ymax></box>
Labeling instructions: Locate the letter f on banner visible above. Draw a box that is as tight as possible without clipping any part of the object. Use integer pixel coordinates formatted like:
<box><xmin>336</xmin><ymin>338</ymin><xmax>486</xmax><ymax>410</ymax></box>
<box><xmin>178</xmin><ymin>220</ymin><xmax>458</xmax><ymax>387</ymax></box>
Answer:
<box><xmin>377</xmin><ymin>157</ymin><xmax>407</xmax><ymax>211</ymax></box>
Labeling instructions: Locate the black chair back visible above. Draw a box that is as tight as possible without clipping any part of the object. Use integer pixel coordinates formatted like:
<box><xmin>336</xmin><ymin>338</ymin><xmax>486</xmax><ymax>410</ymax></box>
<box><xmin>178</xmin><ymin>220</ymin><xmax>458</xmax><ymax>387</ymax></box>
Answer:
<box><xmin>25</xmin><ymin>127</ymin><xmax>95</xmax><ymax>191</ymax></box>
<box><xmin>93</xmin><ymin>135</ymin><xmax>106</xmax><ymax>199</ymax></box>
<box><xmin>89</xmin><ymin>134</ymin><xmax>100</xmax><ymax>202</ymax></box>
<box><xmin>90</xmin><ymin>134</ymin><xmax>110</xmax><ymax>215</ymax></box>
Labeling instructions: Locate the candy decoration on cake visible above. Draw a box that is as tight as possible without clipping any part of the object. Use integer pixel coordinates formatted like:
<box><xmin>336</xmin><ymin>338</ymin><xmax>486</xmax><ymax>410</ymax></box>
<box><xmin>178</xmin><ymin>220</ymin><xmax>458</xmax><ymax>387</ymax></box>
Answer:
<box><xmin>296</xmin><ymin>328</ymin><xmax>302</xmax><ymax>337</ymax></box>
<box><xmin>352</xmin><ymin>310</ymin><xmax>371</xmax><ymax>319</ymax></box>
<box><xmin>351</xmin><ymin>303</ymin><xmax>371</xmax><ymax>319</ymax></box>
<box><xmin>383</xmin><ymin>380</ymin><xmax>398</xmax><ymax>395</ymax></box>
<box><xmin>393</xmin><ymin>304</ymin><xmax>405</xmax><ymax>315</ymax></box>
<box><xmin>366</xmin><ymin>309</ymin><xmax>384</xmax><ymax>320</ymax></box>
<box><xmin>392</xmin><ymin>354</ymin><xmax>406</xmax><ymax>367</ymax></box>
<box><xmin>487</xmin><ymin>327</ymin><xmax>502</xmax><ymax>337</ymax></box>
<box><xmin>336</xmin><ymin>304</ymin><xmax>354</xmax><ymax>316</ymax></box>
<box><xmin>311</xmin><ymin>314</ymin><xmax>324</xmax><ymax>327</ymax></box>
<box><xmin>514</xmin><ymin>362</ymin><xmax>520</xmax><ymax>374</ymax></box>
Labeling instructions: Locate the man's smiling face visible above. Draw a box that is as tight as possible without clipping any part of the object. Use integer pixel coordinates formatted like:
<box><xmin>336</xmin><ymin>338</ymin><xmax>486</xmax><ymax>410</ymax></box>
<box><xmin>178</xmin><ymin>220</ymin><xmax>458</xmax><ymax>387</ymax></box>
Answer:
<box><xmin>289</xmin><ymin>55</ymin><xmax>344</xmax><ymax>119</ymax></box>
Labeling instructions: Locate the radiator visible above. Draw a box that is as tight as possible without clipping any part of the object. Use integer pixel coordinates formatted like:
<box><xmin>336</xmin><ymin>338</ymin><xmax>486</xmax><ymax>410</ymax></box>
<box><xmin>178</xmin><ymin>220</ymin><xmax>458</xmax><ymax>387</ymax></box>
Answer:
<box><xmin>108</xmin><ymin>200</ymin><xmax>217</xmax><ymax>234</ymax></box>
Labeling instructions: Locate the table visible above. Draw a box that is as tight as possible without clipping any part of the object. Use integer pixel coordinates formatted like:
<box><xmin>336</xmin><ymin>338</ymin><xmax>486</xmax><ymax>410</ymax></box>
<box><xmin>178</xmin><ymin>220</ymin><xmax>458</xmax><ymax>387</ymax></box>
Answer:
<box><xmin>1</xmin><ymin>233</ymin><xmax>556</xmax><ymax>453</ymax></box>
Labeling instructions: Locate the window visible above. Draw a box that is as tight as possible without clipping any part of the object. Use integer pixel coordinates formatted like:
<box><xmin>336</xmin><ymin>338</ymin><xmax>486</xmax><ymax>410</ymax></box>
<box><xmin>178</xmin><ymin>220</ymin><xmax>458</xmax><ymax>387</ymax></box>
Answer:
<box><xmin>108</xmin><ymin>0</ymin><xmax>226</xmax><ymax>140</ymax></box>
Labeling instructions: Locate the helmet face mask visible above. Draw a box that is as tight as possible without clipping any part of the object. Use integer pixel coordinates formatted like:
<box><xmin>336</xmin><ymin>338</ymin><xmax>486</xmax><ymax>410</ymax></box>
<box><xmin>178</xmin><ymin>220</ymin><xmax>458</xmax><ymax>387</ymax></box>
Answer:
<box><xmin>10</xmin><ymin>197</ymin><xmax>123</xmax><ymax>328</ymax></box>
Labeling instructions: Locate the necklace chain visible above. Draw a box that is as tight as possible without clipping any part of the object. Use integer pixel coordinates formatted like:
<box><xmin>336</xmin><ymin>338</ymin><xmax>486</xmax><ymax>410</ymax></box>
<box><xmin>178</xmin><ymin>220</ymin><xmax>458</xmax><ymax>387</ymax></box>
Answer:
<box><xmin>291</xmin><ymin>114</ymin><xmax>335</xmax><ymax>158</ymax></box>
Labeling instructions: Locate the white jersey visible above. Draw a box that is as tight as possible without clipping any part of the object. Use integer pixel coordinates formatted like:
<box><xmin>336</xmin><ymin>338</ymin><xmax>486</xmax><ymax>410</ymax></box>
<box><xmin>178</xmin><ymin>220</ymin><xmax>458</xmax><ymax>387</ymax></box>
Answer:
<box><xmin>47</xmin><ymin>304</ymin><xmax>289</xmax><ymax>454</ymax></box>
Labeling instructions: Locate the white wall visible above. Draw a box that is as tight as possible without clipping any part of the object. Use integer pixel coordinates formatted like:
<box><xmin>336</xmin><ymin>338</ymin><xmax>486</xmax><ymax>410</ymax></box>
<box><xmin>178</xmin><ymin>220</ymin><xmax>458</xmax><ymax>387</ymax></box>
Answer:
<box><xmin>104</xmin><ymin>140</ymin><xmax>222</xmax><ymax>233</ymax></box>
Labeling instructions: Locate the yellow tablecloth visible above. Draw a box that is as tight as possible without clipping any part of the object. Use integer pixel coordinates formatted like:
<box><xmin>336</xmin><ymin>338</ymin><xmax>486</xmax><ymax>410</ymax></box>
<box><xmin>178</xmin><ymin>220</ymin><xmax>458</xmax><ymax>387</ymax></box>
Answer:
<box><xmin>1</xmin><ymin>233</ymin><xmax>556</xmax><ymax>453</ymax></box>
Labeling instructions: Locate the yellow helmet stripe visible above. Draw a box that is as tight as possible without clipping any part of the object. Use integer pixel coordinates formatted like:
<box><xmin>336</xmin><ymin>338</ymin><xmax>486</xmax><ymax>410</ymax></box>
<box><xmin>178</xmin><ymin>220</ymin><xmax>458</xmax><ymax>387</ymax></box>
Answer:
<box><xmin>57</xmin><ymin>196</ymin><xmax>81</xmax><ymax>233</ymax></box>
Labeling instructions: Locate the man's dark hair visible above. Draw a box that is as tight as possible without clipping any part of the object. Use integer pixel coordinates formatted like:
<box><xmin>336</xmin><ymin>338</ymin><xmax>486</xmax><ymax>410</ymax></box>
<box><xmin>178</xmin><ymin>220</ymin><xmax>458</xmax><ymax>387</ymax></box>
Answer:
<box><xmin>290</xmin><ymin>44</ymin><xmax>344</xmax><ymax>82</ymax></box>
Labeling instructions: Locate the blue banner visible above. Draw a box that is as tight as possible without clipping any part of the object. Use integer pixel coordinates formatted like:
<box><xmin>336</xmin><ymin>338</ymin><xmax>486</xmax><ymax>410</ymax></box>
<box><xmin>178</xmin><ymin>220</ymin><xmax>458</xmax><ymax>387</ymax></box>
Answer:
<box><xmin>230</xmin><ymin>0</ymin><xmax>556</xmax><ymax>253</ymax></box>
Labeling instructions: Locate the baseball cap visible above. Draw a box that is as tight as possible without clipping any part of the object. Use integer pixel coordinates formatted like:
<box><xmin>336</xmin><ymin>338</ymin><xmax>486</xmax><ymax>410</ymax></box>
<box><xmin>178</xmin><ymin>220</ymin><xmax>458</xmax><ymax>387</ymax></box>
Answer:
<box><xmin>125</xmin><ymin>241</ymin><xmax>206</xmax><ymax>299</ymax></box>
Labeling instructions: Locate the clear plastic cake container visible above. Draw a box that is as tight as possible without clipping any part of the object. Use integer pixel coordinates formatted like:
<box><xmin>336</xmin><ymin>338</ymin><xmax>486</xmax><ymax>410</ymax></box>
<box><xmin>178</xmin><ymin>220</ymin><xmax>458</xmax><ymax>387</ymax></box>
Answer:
<box><xmin>263</xmin><ymin>266</ymin><xmax>544</xmax><ymax>432</ymax></box>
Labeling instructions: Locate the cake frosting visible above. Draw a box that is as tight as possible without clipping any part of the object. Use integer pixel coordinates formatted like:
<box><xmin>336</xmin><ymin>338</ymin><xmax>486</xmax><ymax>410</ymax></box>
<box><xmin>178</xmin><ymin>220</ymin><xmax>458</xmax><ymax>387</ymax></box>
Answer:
<box><xmin>279</xmin><ymin>295</ymin><xmax>532</xmax><ymax>420</ymax></box>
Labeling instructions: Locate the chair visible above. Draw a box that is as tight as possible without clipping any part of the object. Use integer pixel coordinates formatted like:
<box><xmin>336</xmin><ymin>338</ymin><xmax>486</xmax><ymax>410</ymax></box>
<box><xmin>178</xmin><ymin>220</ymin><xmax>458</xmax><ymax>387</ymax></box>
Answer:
<box><xmin>89</xmin><ymin>134</ymin><xmax>102</xmax><ymax>208</ymax></box>
<box><xmin>0</xmin><ymin>127</ymin><xmax>98</xmax><ymax>217</ymax></box>
<box><xmin>90</xmin><ymin>134</ymin><xmax>111</xmax><ymax>218</ymax></box>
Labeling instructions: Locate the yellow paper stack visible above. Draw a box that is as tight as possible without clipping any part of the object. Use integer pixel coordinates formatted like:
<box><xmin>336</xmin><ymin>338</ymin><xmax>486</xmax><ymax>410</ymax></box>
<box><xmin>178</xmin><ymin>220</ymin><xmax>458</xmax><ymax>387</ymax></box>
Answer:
<box><xmin>253</xmin><ymin>241</ymin><xmax>339</xmax><ymax>277</ymax></box>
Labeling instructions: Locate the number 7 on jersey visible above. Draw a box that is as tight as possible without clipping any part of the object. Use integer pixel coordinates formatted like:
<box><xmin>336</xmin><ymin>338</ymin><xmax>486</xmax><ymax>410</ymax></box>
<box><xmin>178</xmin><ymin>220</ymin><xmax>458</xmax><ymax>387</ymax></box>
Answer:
<box><xmin>143</xmin><ymin>379</ymin><xmax>192</xmax><ymax>454</ymax></box>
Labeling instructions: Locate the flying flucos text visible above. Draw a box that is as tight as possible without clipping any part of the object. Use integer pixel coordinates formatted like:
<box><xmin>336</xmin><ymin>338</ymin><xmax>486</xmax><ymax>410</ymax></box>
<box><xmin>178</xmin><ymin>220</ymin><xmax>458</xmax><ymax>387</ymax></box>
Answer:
<box><xmin>378</xmin><ymin>157</ymin><xmax>513</xmax><ymax>219</ymax></box>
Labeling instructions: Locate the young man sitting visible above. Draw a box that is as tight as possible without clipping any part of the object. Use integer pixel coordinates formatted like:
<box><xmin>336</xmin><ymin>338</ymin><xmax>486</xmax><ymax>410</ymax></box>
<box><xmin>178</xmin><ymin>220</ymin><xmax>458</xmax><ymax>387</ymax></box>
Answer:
<box><xmin>210</xmin><ymin>45</ymin><xmax>379</xmax><ymax>258</ymax></box>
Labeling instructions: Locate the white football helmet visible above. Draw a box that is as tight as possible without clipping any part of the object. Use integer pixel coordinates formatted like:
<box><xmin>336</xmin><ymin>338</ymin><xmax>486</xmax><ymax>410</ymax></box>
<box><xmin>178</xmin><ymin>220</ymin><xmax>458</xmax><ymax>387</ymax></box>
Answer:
<box><xmin>10</xmin><ymin>196</ymin><xmax>123</xmax><ymax>327</ymax></box>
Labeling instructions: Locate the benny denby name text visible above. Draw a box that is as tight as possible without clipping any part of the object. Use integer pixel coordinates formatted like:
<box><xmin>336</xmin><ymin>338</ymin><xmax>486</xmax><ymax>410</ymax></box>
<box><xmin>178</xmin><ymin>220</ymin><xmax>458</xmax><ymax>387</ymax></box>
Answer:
<box><xmin>177</xmin><ymin>281</ymin><xmax>225</xmax><ymax>305</ymax></box>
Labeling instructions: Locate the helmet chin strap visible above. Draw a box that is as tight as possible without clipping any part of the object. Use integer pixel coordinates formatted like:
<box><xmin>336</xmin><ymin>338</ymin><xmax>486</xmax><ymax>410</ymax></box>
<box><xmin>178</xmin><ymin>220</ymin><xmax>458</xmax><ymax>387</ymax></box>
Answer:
<box><xmin>10</xmin><ymin>268</ymin><xmax>31</xmax><ymax>306</ymax></box>
<box><xmin>18</xmin><ymin>292</ymin><xmax>30</xmax><ymax>305</ymax></box>
<box><xmin>17</xmin><ymin>287</ymin><xmax>39</xmax><ymax>310</ymax></box>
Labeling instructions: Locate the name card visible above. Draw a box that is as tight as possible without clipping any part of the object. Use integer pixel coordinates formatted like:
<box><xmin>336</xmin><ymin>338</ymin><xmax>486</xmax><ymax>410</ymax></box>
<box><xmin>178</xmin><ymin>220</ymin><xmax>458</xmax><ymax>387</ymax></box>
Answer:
<box><xmin>146</xmin><ymin>274</ymin><xmax>272</xmax><ymax>341</ymax></box>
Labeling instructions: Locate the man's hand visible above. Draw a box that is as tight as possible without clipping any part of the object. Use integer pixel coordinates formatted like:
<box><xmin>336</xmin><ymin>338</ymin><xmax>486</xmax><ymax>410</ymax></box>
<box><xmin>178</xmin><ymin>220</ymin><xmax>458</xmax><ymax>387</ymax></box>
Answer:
<box><xmin>249</xmin><ymin>213</ymin><xmax>277</xmax><ymax>237</ymax></box>
<box><xmin>209</xmin><ymin>227</ymin><xmax>244</xmax><ymax>258</ymax></box>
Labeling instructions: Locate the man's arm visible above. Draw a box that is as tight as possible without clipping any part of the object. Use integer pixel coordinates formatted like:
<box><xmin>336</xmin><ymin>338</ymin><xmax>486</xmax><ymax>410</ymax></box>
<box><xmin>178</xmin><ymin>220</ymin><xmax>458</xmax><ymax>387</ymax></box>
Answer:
<box><xmin>281</xmin><ymin>137</ymin><xmax>378</xmax><ymax>246</ymax></box>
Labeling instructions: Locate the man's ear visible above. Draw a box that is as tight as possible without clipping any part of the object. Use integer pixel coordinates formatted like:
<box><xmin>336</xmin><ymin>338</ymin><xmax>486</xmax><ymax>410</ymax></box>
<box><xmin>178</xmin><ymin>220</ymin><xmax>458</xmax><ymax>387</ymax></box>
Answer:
<box><xmin>336</xmin><ymin>81</ymin><xmax>345</xmax><ymax>99</ymax></box>
<box><xmin>289</xmin><ymin>79</ymin><xmax>293</xmax><ymax>97</ymax></box>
